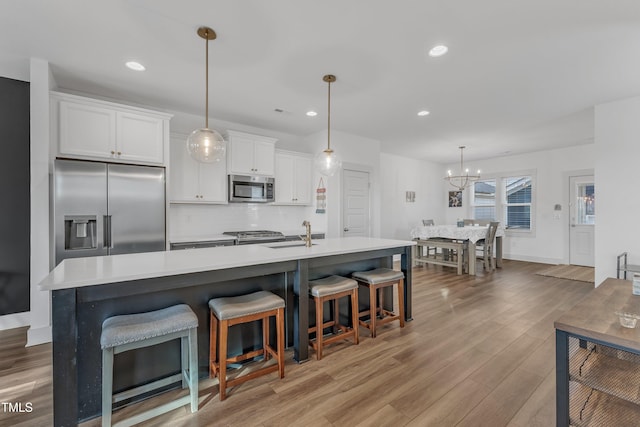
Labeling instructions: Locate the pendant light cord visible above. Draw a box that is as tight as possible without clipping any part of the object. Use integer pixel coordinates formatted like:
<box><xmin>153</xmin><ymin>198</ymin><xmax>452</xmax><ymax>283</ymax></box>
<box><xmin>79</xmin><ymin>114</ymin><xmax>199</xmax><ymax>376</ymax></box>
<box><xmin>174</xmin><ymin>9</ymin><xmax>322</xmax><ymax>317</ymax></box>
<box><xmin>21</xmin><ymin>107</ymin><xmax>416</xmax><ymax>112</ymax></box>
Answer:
<box><xmin>205</xmin><ymin>32</ymin><xmax>209</xmax><ymax>129</ymax></box>
<box><xmin>327</xmin><ymin>78</ymin><xmax>331</xmax><ymax>151</ymax></box>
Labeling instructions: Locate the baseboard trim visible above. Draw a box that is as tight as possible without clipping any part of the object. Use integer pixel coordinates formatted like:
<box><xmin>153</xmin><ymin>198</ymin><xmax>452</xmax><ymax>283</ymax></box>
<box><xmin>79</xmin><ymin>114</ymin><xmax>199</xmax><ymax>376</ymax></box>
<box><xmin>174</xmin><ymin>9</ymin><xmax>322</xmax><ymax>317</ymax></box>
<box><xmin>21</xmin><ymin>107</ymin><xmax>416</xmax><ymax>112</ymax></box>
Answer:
<box><xmin>503</xmin><ymin>253</ymin><xmax>561</xmax><ymax>265</ymax></box>
<box><xmin>27</xmin><ymin>325</ymin><xmax>52</xmax><ymax>347</ymax></box>
<box><xmin>0</xmin><ymin>312</ymin><xmax>31</xmax><ymax>330</ymax></box>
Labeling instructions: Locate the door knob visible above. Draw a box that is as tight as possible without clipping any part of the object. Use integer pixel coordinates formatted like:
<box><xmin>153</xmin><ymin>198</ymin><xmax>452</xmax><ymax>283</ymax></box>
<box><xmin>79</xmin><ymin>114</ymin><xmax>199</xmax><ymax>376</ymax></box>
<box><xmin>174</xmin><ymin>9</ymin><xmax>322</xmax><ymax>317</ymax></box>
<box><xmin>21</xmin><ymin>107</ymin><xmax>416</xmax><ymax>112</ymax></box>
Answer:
<box><xmin>344</xmin><ymin>227</ymin><xmax>349</xmax><ymax>232</ymax></box>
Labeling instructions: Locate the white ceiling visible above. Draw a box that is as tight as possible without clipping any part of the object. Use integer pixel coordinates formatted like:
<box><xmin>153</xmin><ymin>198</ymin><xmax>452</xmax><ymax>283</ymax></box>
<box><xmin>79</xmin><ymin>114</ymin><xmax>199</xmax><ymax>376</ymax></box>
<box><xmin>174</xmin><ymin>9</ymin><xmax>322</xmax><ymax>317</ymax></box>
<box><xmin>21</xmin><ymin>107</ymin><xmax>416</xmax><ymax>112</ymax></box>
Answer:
<box><xmin>2</xmin><ymin>0</ymin><xmax>640</xmax><ymax>163</ymax></box>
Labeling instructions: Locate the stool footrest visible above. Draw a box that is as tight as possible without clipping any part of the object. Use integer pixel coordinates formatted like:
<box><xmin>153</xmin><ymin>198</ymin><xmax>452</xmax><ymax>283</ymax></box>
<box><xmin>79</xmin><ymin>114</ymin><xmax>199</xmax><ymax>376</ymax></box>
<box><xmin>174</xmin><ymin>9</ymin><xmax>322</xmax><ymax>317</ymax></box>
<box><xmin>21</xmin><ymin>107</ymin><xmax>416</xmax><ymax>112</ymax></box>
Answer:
<box><xmin>112</xmin><ymin>394</ymin><xmax>192</xmax><ymax>427</ymax></box>
<box><xmin>310</xmin><ymin>327</ymin><xmax>355</xmax><ymax>349</ymax></box>
<box><xmin>113</xmin><ymin>373</ymin><xmax>183</xmax><ymax>404</ymax></box>
<box><xmin>224</xmin><ymin>363</ymin><xmax>281</xmax><ymax>390</ymax></box>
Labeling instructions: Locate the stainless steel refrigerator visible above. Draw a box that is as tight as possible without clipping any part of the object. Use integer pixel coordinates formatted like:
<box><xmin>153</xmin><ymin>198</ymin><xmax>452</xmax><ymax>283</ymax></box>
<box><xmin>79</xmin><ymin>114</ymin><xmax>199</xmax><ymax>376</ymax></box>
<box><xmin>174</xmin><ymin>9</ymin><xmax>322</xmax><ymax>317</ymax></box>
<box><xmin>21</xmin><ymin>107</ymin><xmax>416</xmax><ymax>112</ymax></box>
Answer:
<box><xmin>54</xmin><ymin>159</ymin><xmax>166</xmax><ymax>265</ymax></box>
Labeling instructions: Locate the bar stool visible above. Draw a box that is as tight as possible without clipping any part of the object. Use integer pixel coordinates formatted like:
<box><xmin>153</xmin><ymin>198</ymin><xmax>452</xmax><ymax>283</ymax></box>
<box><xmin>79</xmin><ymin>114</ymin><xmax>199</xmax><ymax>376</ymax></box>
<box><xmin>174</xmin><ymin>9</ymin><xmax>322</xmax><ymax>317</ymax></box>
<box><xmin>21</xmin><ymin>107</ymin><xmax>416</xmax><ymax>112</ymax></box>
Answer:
<box><xmin>100</xmin><ymin>304</ymin><xmax>198</xmax><ymax>427</ymax></box>
<box><xmin>208</xmin><ymin>290</ymin><xmax>285</xmax><ymax>400</ymax></box>
<box><xmin>308</xmin><ymin>275</ymin><xmax>359</xmax><ymax>360</ymax></box>
<box><xmin>352</xmin><ymin>268</ymin><xmax>405</xmax><ymax>338</ymax></box>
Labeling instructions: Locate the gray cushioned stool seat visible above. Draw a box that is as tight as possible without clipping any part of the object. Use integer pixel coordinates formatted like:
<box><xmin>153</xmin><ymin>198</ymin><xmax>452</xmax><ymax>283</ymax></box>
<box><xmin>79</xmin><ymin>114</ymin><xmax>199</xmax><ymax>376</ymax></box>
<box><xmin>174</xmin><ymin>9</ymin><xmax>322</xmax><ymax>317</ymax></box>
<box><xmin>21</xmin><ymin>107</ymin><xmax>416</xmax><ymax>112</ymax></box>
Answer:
<box><xmin>101</xmin><ymin>303</ymin><xmax>199</xmax><ymax>426</ymax></box>
<box><xmin>352</xmin><ymin>268</ymin><xmax>404</xmax><ymax>285</ymax></box>
<box><xmin>101</xmin><ymin>303</ymin><xmax>198</xmax><ymax>349</ymax></box>
<box><xmin>309</xmin><ymin>275</ymin><xmax>358</xmax><ymax>297</ymax></box>
<box><xmin>209</xmin><ymin>290</ymin><xmax>285</xmax><ymax>321</ymax></box>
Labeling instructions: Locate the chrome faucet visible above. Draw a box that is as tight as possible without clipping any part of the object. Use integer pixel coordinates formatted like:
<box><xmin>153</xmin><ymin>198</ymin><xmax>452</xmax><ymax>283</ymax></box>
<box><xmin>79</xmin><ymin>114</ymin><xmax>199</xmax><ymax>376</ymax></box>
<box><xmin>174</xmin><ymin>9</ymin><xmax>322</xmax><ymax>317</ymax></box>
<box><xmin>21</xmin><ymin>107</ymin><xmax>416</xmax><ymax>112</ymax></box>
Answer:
<box><xmin>301</xmin><ymin>220</ymin><xmax>312</xmax><ymax>247</ymax></box>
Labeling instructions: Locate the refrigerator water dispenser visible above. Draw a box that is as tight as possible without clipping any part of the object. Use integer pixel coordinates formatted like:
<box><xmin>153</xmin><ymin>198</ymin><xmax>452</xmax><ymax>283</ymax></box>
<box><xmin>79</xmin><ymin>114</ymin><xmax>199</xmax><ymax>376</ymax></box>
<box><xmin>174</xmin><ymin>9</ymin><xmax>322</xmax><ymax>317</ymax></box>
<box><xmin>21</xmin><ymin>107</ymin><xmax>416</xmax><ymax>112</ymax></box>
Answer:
<box><xmin>64</xmin><ymin>215</ymin><xmax>97</xmax><ymax>250</ymax></box>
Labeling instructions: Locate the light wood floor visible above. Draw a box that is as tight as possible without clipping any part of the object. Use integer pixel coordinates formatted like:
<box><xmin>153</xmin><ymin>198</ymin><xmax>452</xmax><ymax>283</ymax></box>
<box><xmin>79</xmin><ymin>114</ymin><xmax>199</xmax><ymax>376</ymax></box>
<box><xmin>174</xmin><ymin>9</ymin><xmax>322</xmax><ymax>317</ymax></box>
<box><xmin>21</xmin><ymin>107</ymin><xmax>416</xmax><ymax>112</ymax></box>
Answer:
<box><xmin>0</xmin><ymin>260</ymin><xmax>594</xmax><ymax>427</ymax></box>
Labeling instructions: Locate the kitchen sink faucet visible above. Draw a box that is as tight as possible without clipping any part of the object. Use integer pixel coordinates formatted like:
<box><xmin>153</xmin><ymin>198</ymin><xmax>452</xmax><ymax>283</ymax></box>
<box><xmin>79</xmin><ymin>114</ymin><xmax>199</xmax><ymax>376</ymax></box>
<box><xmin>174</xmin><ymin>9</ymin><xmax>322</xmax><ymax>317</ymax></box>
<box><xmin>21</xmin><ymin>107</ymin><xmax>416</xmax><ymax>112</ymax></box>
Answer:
<box><xmin>301</xmin><ymin>221</ymin><xmax>312</xmax><ymax>247</ymax></box>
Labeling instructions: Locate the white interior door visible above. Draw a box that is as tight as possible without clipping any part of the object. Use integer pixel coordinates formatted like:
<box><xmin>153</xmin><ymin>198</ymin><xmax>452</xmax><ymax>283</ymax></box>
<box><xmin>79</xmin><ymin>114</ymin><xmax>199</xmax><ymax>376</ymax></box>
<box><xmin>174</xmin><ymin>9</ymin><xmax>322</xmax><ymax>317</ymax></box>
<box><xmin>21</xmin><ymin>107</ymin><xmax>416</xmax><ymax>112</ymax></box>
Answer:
<box><xmin>569</xmin><ymin>175</ymin><xmax>595</xmax><ymax>267</ymax></box>
<box><xmin>342</xmin><ymin>169</ymin><xmax>370</xmax><ymax>237</ymax></box>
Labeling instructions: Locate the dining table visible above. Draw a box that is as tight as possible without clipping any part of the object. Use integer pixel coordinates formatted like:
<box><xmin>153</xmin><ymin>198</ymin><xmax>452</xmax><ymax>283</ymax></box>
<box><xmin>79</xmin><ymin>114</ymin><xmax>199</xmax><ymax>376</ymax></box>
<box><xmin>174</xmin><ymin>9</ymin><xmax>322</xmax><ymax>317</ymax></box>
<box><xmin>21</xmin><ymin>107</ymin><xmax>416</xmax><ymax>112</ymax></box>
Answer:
<box><xmin>410</xmin><ymin>224</ymin><xmax>504</xmax><ymax>275</ymax></box>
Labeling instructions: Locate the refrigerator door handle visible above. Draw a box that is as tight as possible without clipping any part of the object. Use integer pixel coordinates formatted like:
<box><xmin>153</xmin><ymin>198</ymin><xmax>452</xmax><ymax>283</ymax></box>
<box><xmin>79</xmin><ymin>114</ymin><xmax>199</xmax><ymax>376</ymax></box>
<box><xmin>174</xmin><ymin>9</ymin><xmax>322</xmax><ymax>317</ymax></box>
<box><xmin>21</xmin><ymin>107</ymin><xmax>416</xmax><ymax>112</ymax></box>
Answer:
<box><xmin>103</xmin><ymin>215</ymin><xmax>112</xmax><ymax>248</ymax></box>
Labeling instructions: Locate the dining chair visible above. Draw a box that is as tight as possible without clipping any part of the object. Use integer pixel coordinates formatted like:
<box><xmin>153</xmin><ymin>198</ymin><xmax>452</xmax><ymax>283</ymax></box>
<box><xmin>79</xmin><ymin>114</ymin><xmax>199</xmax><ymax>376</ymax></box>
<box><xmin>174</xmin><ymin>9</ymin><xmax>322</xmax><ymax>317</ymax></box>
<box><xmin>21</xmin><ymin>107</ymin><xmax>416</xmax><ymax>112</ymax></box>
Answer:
<box><xmin>419</xmin><ymin>219</ymin><xmax>438</xmax><ymax>258</ymax></box>
<box><xmin>474</xmin><ymin>222</ymin><xmax>500</xmax><ymax>270</ymax></box>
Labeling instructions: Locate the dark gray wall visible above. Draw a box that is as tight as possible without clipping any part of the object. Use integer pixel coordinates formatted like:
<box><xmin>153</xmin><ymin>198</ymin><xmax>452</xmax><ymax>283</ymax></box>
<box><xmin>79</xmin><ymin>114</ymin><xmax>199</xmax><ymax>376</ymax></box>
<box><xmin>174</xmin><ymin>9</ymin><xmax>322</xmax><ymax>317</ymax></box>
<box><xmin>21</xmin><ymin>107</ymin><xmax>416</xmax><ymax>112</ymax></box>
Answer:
<box><xmin>0</xmin><ymin>77</ymin><xmax>30</xmax><ymax>315</ymax></box>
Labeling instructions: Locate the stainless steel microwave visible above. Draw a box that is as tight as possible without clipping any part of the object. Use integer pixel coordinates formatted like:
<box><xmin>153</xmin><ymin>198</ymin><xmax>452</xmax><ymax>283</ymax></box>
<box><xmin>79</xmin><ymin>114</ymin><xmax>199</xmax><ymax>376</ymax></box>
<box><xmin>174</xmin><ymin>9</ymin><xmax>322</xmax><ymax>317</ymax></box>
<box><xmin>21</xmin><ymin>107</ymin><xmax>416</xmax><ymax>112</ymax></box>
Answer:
<box><xmin>228</xmin><ymin>174</ymin><xmax>275</xmax><ymax>203</ymax></box>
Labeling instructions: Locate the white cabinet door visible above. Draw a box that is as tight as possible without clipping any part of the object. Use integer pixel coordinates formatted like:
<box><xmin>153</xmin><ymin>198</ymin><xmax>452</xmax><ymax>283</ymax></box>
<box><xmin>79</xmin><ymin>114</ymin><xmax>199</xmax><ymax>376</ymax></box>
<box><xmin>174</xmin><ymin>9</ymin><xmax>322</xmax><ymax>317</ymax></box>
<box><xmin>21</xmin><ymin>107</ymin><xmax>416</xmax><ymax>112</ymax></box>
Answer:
<box><xmin>275</xmin><ymin>154</ymin><xmax>295</xmax><ymax>204</ymax></box>
<box><xmin>198</xmin><ymin>161</ymin><xmax>227</xmax><ymax>202</ymax></box>
<box><xmin>228</xmin><ymin>135</ymin><xmax>257</xmax><ymax>174</ymax></box>
<box><xmin>169</xmin><ymin>139</ymin><xmax>227</xmax><ymax>203</ymax></box>
<box><xmin>227</xmin><ymin>130</ymin><xmax>276</xmax><ymax>176</ymax></box>
<box><xmin>274</xmin><ymin>151</ymin><xmax>312</xmax><ymax>205</ymax></box>
<box><xmin>117</xmin><ymin>111</ymin><xmax>164</xmax><ymax>164</ymax></box>
<box><xmin>293</xmin><ymin>155</ymin><xmax>312</xmax><ymax>204</ymax></box>
<box><xmin>169</xmin><ymin>140</ymin><xmax>199</xmax><ymax>202</ymax></box>
<box><xmin>59</xmin><ymin>100</ymin><xmax>116</xmax><ymax>158</ymax></box>
<box><xmin>253</xmin><ymin>140</ymin><xmax>275</xmax><ymax>176</ymax></box>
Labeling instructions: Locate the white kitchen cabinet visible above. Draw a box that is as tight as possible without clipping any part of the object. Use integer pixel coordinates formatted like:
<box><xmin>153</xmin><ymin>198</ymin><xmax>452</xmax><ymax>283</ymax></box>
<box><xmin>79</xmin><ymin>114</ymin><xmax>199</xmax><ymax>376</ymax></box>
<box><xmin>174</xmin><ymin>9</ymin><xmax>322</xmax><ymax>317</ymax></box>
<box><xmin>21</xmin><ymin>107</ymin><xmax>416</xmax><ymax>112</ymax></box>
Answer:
<box><xmin>226</xmin><ymin>130</ymin><xmax>277</xmax><ymax>176</ymax></box>
<box><xmin>169</xmin><ymin>137</ymin><xmax>227</xmax><ymax>203</ymax></box>
<box><xmin>52</xmin><ymin>91</ymin><xmax>171</xmax><ymax>165</ymax></box>
<box><xmin>274</xmin><ymin>150</ymin><xmax>312</xmax><ymax>205</ymax></box>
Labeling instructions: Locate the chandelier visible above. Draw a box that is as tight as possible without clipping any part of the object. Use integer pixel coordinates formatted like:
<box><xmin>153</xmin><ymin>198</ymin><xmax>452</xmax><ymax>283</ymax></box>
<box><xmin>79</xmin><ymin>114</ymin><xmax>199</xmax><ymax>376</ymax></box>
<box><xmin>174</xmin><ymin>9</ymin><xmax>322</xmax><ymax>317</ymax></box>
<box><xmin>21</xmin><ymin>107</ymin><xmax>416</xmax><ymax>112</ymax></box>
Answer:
<box><xmin>186</xmin><ymin>26</ymin><xmax>226</xmax><ymax>163</ymax></box>
<box><xmin>314</xmin><ymin>74</ymin><xmax>342</xmax><ymax>176</ymax></box>
<box><xmin>445</xmin><ymin>146</ymin><xmax>480</xmax><ymax>190</ymax></box>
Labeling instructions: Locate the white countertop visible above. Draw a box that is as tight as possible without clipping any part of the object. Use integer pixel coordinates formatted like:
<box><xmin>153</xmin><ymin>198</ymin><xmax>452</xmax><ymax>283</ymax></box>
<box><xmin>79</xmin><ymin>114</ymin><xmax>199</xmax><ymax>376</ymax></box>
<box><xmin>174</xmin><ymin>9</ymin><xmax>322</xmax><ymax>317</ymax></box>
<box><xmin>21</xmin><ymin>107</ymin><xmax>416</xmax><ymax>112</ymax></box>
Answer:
<box><xmin>40</xmin><ymin>237</ymin><xmax>415</xmax><ymax>291</ymax></box>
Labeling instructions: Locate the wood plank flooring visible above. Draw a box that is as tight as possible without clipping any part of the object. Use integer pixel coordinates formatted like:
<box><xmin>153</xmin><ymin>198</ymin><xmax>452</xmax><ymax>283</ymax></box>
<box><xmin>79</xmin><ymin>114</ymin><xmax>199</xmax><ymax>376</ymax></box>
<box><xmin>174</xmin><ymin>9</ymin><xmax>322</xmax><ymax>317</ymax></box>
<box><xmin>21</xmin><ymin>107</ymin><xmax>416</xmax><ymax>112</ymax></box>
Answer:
<box><xmin>0</xmin><ymin>260</ymin><xmax>594</xmax><ymax>426</ymax></box>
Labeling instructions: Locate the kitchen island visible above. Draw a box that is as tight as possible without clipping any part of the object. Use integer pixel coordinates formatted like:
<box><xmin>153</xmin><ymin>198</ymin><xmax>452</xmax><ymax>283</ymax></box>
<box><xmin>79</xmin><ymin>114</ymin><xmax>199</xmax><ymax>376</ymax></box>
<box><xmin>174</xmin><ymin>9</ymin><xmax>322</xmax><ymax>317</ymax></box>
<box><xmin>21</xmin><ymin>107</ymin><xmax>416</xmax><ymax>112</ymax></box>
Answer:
<box><xmin>39</xmin><ymin>237</ymin><xmax>414</xmax><ymax>426</ymax></box>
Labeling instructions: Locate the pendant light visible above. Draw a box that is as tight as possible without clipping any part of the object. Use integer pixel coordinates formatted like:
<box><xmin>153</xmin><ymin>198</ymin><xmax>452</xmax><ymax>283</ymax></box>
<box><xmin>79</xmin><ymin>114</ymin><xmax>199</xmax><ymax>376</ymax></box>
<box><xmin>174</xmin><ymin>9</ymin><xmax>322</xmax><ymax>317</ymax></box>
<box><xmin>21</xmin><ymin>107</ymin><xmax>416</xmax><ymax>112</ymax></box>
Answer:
<box><xmin>444</xmin><ymin>146</ymin><xmax>481</xmax><ymax>190</ymax></box>
<box><xmin>187</xmin><ymin>26</ymin><xmax>226</xmax><ymax>163</ymax></box>
<box><xmin>314</xmin><ymin>74</ymin><xmax>342</xmax><ymax>176</ymax></box>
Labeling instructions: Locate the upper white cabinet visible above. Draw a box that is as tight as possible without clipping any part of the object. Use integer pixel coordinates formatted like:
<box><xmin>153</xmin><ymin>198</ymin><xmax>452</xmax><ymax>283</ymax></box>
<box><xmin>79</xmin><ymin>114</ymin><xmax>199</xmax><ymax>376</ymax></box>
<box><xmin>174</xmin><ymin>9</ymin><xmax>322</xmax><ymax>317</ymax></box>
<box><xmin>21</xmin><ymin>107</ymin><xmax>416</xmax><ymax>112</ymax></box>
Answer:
<box><xmin>52</xmin><ymin>91</ymin><xmax>171</xmax><ymax>165</ymax></box>
<box><xmin>274</xmin><ymin>150</ymin><xmax>312</xmax><ymax>205</ymax></box>
<box><xmin>169</xmin><ymin>137</ymin><xmax>227</xmax><ymax>204</ymax></box>
<box><xmin>226</xmin><ymin>130</ymin><xmax>277</xmax><ymax>176</ymax></box>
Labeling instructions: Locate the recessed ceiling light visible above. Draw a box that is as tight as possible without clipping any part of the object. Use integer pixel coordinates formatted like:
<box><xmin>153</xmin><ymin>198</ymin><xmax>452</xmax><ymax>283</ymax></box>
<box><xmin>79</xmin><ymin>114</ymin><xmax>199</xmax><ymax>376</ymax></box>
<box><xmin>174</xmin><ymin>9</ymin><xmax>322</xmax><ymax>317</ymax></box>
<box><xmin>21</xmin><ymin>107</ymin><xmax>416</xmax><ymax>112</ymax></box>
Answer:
<box><xmin>306</xmin><ymin>111</ymin><xmax>318</xmax><ymax>117</ymax></box>
<box><xmin>417</xmin><ymin>110</ymin><xmax>430</xmax><ymax>116</ymax></box>
<box><xmin>428</xmin><ymin>45</ymin><xmax>448</xmax><ymax>57</ymax></box>
<box><xmin>125</xmin><ymin>61</ymin><xmax>145</xmax><ymax>71</ymax></box>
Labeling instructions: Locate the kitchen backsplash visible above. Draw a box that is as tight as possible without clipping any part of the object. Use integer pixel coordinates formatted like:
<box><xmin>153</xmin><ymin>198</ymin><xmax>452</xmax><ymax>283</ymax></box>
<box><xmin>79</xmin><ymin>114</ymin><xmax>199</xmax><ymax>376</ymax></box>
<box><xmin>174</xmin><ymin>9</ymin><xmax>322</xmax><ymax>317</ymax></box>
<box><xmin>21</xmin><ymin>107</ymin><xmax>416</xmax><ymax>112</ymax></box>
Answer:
<box><xmin>169</xmin><ymin>203</ymin><xmax>325</xmax><ymax>238</ymax></box>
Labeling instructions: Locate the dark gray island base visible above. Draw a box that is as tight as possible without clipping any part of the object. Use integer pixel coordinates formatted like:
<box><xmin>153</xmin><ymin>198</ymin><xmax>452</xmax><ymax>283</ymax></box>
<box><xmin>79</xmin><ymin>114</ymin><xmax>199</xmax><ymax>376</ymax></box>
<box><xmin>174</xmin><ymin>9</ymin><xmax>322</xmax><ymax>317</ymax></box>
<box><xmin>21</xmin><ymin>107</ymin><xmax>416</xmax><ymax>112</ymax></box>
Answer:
<box><xmin>47</xmin><ymin>241</ymin><xmax>413</xmax><ymax>426</ymax></box>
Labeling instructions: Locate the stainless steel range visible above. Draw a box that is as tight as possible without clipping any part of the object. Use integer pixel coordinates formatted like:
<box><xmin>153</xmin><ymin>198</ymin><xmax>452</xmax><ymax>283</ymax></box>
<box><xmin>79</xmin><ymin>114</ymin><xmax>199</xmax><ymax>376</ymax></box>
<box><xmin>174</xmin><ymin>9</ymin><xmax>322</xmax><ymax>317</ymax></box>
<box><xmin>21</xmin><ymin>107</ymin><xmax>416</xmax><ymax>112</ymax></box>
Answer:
<box><xmin>223</xmin><ymin>230</ymin><xmax>285</xmax><ymax>245</ymax></box>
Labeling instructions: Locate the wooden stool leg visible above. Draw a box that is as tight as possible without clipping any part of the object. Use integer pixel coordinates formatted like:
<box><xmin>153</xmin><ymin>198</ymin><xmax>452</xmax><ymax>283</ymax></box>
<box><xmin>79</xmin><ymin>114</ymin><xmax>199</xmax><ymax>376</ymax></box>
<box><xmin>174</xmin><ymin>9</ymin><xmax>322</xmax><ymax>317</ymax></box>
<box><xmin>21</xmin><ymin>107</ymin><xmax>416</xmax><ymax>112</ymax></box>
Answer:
<box><xmin>263</xmin><ymin>313</ymin><xmax>270</xmax><ymax>361</ymax></box>
<box><xmin>378</xmin><ymin>286</ymin><xmax>385</xmax><ymax>320</ymax></box>
<box><xmin>332</xmin><ymin>297</ymin><xmax>339</xmax><ymax>334</ymax></box>
<box><xmin>369</xmin><ymin>284</ymin><xmax>377</xmax><ymax>338</ymax></box>
<box><xmin>397</xmin><ymin>279</ymin><xmax>405</xmax><ymax>328</ymax></box>
<box><xmin>315</xmin><ymin>296</ymin><xmax>324</xmax><ymax>360</ymax></box>
<box><xmin>350</xmin><ymin>289</ymin><xmax>359</xmax><ymax>344</ymax></box>
<box><xmin>218</xmin><ymin>319</ymin><xmax>229</xmax><ymax>401</ymax></box>
<box><xmin>276</xmin><ymin>307</ymin><xmax>285</xmax><ymax>378</ymax></box>
<box><xmin>209</xmin><ymin>311</ymin><xmax>218</xmax><ymax>378</ymax></box>
<box><xmin>101</xmin><ymin>348</ymin><xmax>113</xmax><ymax>427</ymax></box>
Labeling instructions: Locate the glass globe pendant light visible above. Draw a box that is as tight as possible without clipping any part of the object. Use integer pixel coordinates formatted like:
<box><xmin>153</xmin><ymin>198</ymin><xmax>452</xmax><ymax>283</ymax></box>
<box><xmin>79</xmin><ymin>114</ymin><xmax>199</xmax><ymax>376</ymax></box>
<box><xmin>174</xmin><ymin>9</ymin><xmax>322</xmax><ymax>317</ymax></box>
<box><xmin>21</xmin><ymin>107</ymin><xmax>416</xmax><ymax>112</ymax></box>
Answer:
<box><xmin>314</xmin><ymin>74</ymin><xmax>342</xmax><ymax>176</ymax></box>
<box><xmin>187</xmin><ymin>26</ymin><xmax>226</xmax><ymax>163</ymax></box>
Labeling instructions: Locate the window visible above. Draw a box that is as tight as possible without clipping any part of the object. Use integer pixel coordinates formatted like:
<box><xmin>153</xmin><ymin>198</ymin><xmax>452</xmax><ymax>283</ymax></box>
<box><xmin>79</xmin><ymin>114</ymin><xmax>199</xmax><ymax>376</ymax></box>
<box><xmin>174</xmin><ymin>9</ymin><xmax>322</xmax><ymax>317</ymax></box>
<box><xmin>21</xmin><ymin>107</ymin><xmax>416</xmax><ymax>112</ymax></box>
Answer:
<box><xmin>503</xmin><ymin>176</ymin><xmax>532</xmax><ymax>230</ymax></box>
<box><xmin>471</xmin><ymin>172</ymin><xmax>535</xmax><ymax>233</ymax></box>
<box><xmin>472</xmin><ymin>179</ymin><xmax>496</xmax><ymax>220</ymax></box>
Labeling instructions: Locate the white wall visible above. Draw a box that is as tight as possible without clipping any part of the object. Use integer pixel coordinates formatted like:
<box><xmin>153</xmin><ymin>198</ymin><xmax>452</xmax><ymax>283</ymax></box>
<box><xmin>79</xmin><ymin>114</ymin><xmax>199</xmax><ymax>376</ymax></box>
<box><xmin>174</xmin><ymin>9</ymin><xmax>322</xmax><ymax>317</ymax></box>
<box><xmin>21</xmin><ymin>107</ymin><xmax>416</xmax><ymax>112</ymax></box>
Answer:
<box><xmin>303</xmin><ymin>130</ymin><xmax>382</xmax><ymax>238</ymax></box>
<box><xmin>379</xmin><ymin>153</ymin><xmax>445</xmax><ymax>239</ymax></box>
<box><xmin>443</xmin><ymin>145</ymin><xmax>595</xmax><ymax>264</ymax></box>
<box><xmin>594</xmin><ymin>96</ymin><xmax>640</xmax><ymax>285</ymax></box>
